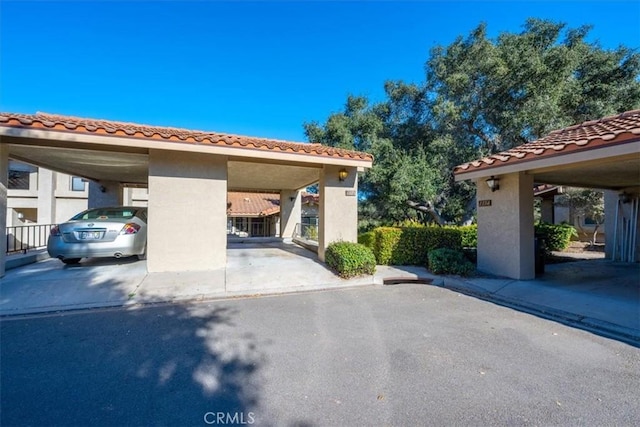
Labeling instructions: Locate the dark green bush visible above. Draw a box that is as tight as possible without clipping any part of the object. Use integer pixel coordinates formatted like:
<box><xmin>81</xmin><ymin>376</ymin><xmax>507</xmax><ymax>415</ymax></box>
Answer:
<box><xmin>427</xmin><ymin>248</ymin><xmax>476</xmax><ymax>276</ymax></box>
<box><xmin>357</xmin><ymin>231</ymin><xmax>376</xmax><ymax>250</ymax></box>
<box><xmin>325</xmin><ymin>241</ymin><xmax>376</xmax><ymax>279</ymax></box>
<box><xmin>535</xmin><ymin>223</ymin><xmax>578</xmax><ymax>253</ymax></box>
<box><xmin>373</xmin><ymin>226</ymin><xmax>462</xmax><ymax>265</ymax></box>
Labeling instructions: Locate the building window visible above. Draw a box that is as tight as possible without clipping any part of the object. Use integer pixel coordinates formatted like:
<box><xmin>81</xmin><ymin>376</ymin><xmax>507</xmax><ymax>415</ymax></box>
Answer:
<box><xmin>8</xmin><ymin>170</ymin><xmax>31</xmax><ymax>190</ymax></box>
<box><xmin>71</xmin><ymin>177</ymin><xmax>86</xmax><ymax>192</ymax></box>
<box><xmin>8</xmin><ymin>161</ymin><xmax>35</xmax><ymax>190</ymax></box>
<box><xmin>302</xmin><ymin>216</ymin><xmax>318</xmax><ymax>226</ymax></box>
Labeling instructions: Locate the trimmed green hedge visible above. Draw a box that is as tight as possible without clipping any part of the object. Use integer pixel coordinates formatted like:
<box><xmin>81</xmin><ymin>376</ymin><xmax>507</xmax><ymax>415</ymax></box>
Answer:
<box><xmin>454</xmin><ymin>225</ymin><xmax>478</xmax><ymax>248</ymax></box>
<box><xmin>535</xmin><ymin>223</ymin><xmax>577</xmax><ymax>253</ymax></box>
<box><xmin>373</xmin><ymin>226</ymin><xmax>462</xmax><ymax>266</ymax></box>
<box><xmin>428</xmin><ymin>248</ymin><xmax>476</xmax><ymax>276</ymax></box>
<box><xmin>357</xmin><ymin>231</ymin><xmax>376</xmax><ymax>250</ymax></box>
<box><xmin>325</xmin><ymin>241</ymin><xmax>376</xmax><ymax>278</ymax></box>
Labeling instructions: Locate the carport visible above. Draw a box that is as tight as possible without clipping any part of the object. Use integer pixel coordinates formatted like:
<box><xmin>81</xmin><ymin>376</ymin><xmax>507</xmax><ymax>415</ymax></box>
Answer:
<box><xmin>454</xmin><ymin>110</ymin><xmax>640</xmax><ymax>280</ymax></box>
<box><xmin>0</xmin><ymin>112</ymin><xmax>373</xmax><ymax>277</ymax></box>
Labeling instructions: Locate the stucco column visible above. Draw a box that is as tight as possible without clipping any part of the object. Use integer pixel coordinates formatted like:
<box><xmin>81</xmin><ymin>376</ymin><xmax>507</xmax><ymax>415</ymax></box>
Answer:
<box><xmin>540</xmin><ymin>198</ymin><xmax>554</xmax><ymax>223</ymax></box>
<box><xmin>280</xmin><ymin>190</ymin><xmax>301</xmax><ymax>240</ymax></box>
<box><xmin>37</xmin><ymin>168</ymin><xmax>56</xmax><ymax>224</ymax></box>
<box><xmin>122</xmin><ymin>187</ymin><xmax>134</xmax><ymax>205</ymax></box>
<box><xmin>604</xmin><ymin>190</ymin><xmax>617</xmax><ymax>260</ymax></box>
<box><xmin>318</xmin><ymin>165</ymin><xmax>358</xmax><ymax>261</ymax></box>
<box><xmin>0</xmin><ymin>144</ymin><xmax>8</xmax><ymax>277</ymax></box>
<box><xmin>477</xmin><ymin>172</ymin><xmax>535</xmax><ymax>280</ymax></box>
<box><xmin>147</xmin><ymin>149</ymin><xmax>227</xmax><ymax>272</ymax></box>
<box><xmin>88</xmin><ymin>181</ymin><xmax>123</xmax><ymax>208</ymax></box>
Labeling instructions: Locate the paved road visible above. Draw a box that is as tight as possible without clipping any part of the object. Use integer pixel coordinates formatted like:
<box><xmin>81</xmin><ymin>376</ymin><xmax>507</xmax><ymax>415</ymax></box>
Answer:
<box><xmin>2</xmin><ymin>285</ymin><xmax>638</xmax><ymax>426</ymax></box>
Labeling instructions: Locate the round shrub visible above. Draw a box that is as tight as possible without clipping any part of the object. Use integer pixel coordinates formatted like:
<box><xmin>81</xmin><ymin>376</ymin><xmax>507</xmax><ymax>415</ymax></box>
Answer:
<box><xmin>535</xmin><ymin>223</ymin><xmax>578</xmax><ymax>253</ymax></box>
<box><xmin>427</xmin><ymin>248</ymin><xmax>475</xmax><ymax>276</ymax></box>
<box><xmin>325</xmin><ymin>241</ymin><xmax>376</xmax><ymax>279</ymax></box>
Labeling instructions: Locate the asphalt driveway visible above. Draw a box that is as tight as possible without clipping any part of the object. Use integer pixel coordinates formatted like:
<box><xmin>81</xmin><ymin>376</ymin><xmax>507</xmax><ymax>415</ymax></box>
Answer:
<box><xmin>2</xmin><ymin>284</ymin><xmax>638</xmax><ymax>426</ymax></box>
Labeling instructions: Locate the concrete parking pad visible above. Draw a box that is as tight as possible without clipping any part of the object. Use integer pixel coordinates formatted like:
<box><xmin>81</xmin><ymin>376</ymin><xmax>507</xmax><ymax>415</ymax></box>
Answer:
<box><xmin>0</xmin><ymin>242</ymin><xmax>379</xmax><ymax>316</ymax></box>
<box><xmin>446</xmin><ymin>259</ymin><xmax>640</xmax><ymax>343</ymax></box>
<box><xmin>0</xmin><ymin>257</ymin><xmax>146</xmax><ymax>313</ymax></box>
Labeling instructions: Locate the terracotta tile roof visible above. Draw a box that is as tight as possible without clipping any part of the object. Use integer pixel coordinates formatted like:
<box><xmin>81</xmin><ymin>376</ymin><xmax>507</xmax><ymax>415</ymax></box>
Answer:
<box><xmin>0</xmin><ymin>112</ymin><xmax>373</xmax><ymax>162</ymax></box>
<box><xmin>455</xmin><ymin>109</ymin><xmax>640</xmax><ymax>175</ymax></box>
<box><xmin>302</xmin><ymin>192</ymin><xmax>319</xmax><ymax>205</ymax></box>
<box><xmin>227</xmin><ymin>192</ymin><xmax>280</xmax><ymax>217</ymax></box>
<box><xmin>533</xmin><ymin>184</ymin><xmax>561</xmax><ymax>197</ymax></box>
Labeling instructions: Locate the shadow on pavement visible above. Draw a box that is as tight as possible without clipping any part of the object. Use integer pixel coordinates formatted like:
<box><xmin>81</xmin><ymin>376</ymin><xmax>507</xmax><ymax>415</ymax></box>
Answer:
<box><xmin>0</xmin><ymin>290</ymin><xmax>266</xmax><ymax>426</ymax></box>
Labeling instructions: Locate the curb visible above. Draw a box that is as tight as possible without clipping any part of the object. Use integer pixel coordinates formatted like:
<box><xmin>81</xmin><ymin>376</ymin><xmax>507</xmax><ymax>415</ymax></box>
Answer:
<box><xmin>5</xmin><ymin>251</ymin><xmax>50</xmax><ymax>271</ymax></box>
<box><xmin>440</xmin><ymin>278</ymin><xmax>640</xmax><ymax>348</ymax></box>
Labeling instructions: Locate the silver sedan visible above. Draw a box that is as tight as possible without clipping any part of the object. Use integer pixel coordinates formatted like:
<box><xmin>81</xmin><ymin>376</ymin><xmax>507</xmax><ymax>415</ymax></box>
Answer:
<box><xmin>47</xmin><ymin>206</ymin><xmax>148</xmax><ymax>265</ymax></box>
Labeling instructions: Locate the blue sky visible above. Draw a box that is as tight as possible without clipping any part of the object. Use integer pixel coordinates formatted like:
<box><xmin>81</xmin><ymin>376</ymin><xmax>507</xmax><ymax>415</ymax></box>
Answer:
<box><xmin>1</xmin><ymin>1</ymin><xmax>638</xmax><ymax>142</ymax></box>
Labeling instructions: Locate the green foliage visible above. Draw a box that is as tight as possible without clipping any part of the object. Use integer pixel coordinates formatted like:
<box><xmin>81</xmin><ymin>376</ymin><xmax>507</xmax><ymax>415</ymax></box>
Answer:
<box><xmin>325</xmin><ymin>241</ymin><xmax>376</xmax><ymax>279</ymax></box>
<box><xmin>448</xmin><ymin>224</ymin><xmax>478</xmax><ymax>248</ymax></box>
<box><xmin>306</xmin><ymin>18</ymin><xmax>639</xmax><ymax>227</ymax></box>
<box><xmin>373</xmin><ymin>226</ymin><xmax>462</xmax><ymax>265</ymax></box>
<box><xmin>535</xmin><ymin>223</ymin><xmax>578</xmax><ymax>253</ymax></box>
<box><xmin>555</xmin><ymin>188</ymin><xmax>604</xmax><ymax>243</ymax></box>
<box><xmin>357</xmin><ymin>231</ymin><xmax>376</xmax><ymax>249</ymax></box>
<box><xmin>302</xmin><ymin>226</ymin><xmax>318</xmax><ymax>241</ymax></box>
<box><xmin>426</xmin><ymin>19</ymin><xmax>640</xmax><ymax>153</ymax></box>
<box><xmin>428</xmin><ymin>248</ymin><xmax>476</xmax><ymax>276</ymax></box>
<box><xmin>393</xmin><ymin>219</ymin><xmax>425</xmax><ymax>228</ymax></box>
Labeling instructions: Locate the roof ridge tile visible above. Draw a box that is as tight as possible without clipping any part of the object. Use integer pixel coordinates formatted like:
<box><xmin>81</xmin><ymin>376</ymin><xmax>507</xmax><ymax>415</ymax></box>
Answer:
<box><xmin>0</xmin><ymin>111</ymin><xmax>374</xmax><ymax>162</ymax></box>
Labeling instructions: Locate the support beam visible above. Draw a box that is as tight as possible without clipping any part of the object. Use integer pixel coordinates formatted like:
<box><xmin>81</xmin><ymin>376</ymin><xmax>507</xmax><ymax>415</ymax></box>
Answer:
<box><xmin>37</xmin><ymin>168</ymin><xmax>56</xmax><ymax>224</ymax></box>
<box><xmin>318</xmin><ymin>165</ymin><xmax>358</xmax><ymax>261</ymax></box>
<box><xmin>280</xmin><ymin>190</ymin><xmax>301</xmax><ymax>240</ymax></box>
<box><xmin>0</xmin><ymin>144</ymin><xmax>8</xmax><ymax>277</ymax></box>
<box><xmin>147</xmin><ymin>149</ymin><xmax>227</xmax><ymax>272</ymax></box>
<box><xmin>88</xmin><ymin>181</ymin><xmax>123</xmax><ymax>208</ymax></box>
<box><xmin>604</xmin><ymin>190</ymin><xmax>617</xmax><ymax>260</ymax></box>
<box><xmin>477</xmin><ymin>172</ymin><xmax>535</xmax><ymax>280</ymax></box>
<box><xmin>540</xmin><ymin>198</ymin><xmax>554</xmax><ymax>224</ymax></box>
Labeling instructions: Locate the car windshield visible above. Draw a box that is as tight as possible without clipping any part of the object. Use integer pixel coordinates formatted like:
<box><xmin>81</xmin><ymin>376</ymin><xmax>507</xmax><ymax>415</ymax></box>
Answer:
<box><xmin>71</xmin><ymin>208</ymin><xmax>137</xmax><ymax>221</ymax></box>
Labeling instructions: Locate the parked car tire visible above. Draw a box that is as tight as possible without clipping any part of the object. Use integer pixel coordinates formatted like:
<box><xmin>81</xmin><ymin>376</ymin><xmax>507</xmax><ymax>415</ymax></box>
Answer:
<box><xmin>61</xmin><ymin>258</ymin><xmax>81</xmax><ymax>265</ymax></box>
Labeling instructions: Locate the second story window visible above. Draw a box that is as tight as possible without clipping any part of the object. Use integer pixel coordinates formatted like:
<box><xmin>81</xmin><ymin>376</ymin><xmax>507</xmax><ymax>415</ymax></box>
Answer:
<box><xmin>8</xmin><ymin>160</ymin><xmax>35</xmax><ymax>190</ymax></box>
<box><xmin>8</xmin><ymin>170</ymin><xmax>30</xmax><ymax>190</ymax></box>
<box><xmin>71</xmin><ymin>176</ymin><xmax>86</xmax><ymax>192</ymax></box>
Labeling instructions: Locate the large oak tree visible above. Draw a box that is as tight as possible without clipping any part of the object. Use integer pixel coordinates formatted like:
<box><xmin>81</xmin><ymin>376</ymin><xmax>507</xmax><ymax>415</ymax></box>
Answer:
<box><xmin>305</xmin><ymin>19</ymin><xmax>640</xmax><ymax>228</ymax></box>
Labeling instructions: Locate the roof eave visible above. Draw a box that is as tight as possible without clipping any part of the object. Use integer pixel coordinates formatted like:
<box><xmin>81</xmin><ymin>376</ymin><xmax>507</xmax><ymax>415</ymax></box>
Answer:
<box><xmin>454</xmin><ymin>139</ymin><xmax>640</xmax><ymax>181</ymax></box>
<box><xmin>0</xmin><ymin>125</ymin><xmax>373</xmax><ymax>168</ymax></box>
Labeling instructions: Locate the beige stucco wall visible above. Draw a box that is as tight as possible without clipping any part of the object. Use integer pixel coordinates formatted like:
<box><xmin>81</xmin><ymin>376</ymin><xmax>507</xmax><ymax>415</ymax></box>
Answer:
<box><xmin>88</xmin><ymin>181</ymin><xmax>123</xmax><ymax>208</ymax></box>
<box><xmin>7</xmin><ymin>168</ymin><xmax>89</xmax><ymax>225</ymax></box>
<box><xmin>123</xmin><ymin>187</ymin><xmax>149</xmax><ymax>207</ymax></box>
<box><xmin>318</xmin><ymin>165</ymin><xmax>358</xmax><ymax>261</ymax></box>
<box><xmin>280</xmin><ymin>190</ymin><xmax>301</xmax><ymax>239</ymax></box>
<box><xmin>477</xmin><ymin>172</ymin><xmax>535</xmax><ymax>280</ymax></box>
<box><xmin>147</xmin><ymin>149</ymin><xmax>227</xmax><ymax>272</ymax></box>
<box><xmin>0</xmin><ymin>144</ymin><xmax>8</xmax><ymax>277</ymax></box>
<box><xmin>604</xmin><ymin>188</ymin><xmax>640</xmax><ymax>261</ymax></box>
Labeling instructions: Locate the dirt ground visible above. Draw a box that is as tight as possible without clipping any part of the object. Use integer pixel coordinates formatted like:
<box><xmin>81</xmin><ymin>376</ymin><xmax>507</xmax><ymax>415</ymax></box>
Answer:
<box><xmin>562</xmin><ymin>241</ymin><xmax>605</xmax><ymax>253</ymax></box>
<box><xmin>549</xmin><ymin>241</ymin><xmax>606</xmax><ymax>263</ymax></box>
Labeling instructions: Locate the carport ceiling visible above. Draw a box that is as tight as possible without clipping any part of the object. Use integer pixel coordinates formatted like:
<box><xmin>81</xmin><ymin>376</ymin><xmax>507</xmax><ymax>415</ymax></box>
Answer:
<box><xmin>7</xmin><ymin>144</ymin><xmax>322</xmax><ymax>191</ymax></box>
<box><xmin>227</xmin><ymin>161</ymin><xmax>320</xmax><ymax>191</ymax></box>
<box><xmin>532</xmin><ymin>155</ymin><xmax>640</xmax><ymax>190</ymax></box>
<box><xmin>9</xmin><ymin>144</ymin><xmax>149</xmax><ymax>184</ymax></box>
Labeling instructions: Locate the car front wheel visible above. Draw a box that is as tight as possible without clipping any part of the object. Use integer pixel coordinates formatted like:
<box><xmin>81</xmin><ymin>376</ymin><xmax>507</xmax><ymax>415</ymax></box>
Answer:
<box><xmin>61</xmin><ymin>258</ymin><xmax>81</xmax><ymax>265</ymax></box>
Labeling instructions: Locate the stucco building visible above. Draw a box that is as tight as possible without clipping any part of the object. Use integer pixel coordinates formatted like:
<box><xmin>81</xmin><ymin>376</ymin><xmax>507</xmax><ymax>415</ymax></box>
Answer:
<box><xmin>0</xmin><ymin>112</ymin><xmax>373</xmax><ymax>276</ymax></box>
<box><xmin>455</xmin><ymin>110</ymin><xmax>640</xmax><ymax>280</ymax></box>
